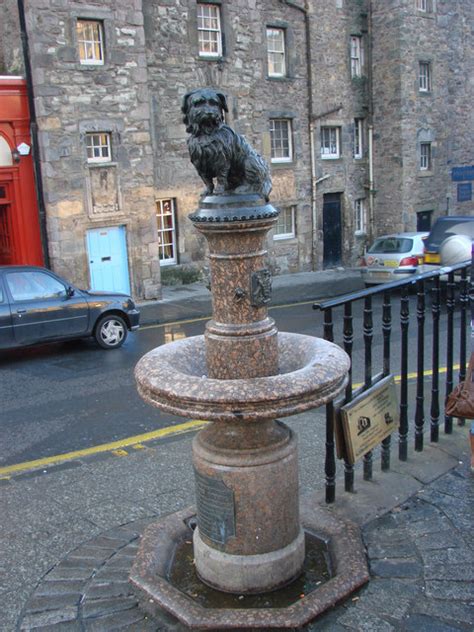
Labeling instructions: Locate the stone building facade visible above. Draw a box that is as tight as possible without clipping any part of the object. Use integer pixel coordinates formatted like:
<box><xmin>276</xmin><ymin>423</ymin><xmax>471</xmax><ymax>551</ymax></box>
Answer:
<box><xmin>0</xmin><ymin>0</ymin><xmax>472</xmax><ymax>299</ymax></box>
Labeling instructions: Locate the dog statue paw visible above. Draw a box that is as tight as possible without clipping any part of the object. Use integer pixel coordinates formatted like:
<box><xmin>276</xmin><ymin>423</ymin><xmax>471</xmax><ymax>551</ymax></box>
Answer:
<box><xmin>181</xmin><ymin>88</ymin><xmax>272</xmax><ymax>202</ymax></box>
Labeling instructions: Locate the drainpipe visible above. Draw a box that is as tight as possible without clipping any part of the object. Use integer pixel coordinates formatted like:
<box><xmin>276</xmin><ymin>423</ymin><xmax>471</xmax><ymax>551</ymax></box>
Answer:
<box><xmin>17</xmin><ymin>0</ymin><xmax>50</xmax><ymax>267</ymax></box>
<box><xmin>367</xmin><ymin>0</ymin><xmax>375</xmax><ymax>244</ymax></box>
<box><xmin>280</xmin><ymin>0</ymin><xmax>317</xmax><ymax>270</ymax></box>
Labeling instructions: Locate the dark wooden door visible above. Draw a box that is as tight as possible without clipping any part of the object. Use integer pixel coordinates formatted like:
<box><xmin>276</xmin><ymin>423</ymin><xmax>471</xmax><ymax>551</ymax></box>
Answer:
<box><xmin>323</xmin><ymin>193</ymin><xmax>342</xmax><ymax>268</ymax></box>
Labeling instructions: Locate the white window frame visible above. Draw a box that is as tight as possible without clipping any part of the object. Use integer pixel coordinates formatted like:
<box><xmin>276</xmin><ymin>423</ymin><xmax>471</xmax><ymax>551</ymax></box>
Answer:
<box><xmin>270</xmin><ymin>118</ymin><xmax>293</xmax><ymax>163</ymax></box>
<box><xmin>320</xmin><ymin>127</ymin><xmax>341</xmax><ymax>159</ymax></box>
<box><xmin>86</xmin><ymin>132</ymin><xmax>112</xmax><ymax>163</ymax></box>
<box><xmin>197</xmin><ymin>3</ymin><xmax>222</xmax><ymax>58</ymax></box>
<box><xmin>353</xmin><ymin>118</ymin><xmax>364</xmax><ymax>159</ymax></box>
<box><xmin>416</xmin><ymin>0</ymin><xmax>427</xmax><ymax>11</ymax></box>
<box><xmin>266</xmin><ymin>27</ymin><xmax>286</xmax><ymax>78</ymax></box>
<box><xmin>77</xmin><ymin>19</ymin><xmax>104</xmax><ymax>66</ymax></box>
<box><xmin>420</xmin><ymin>142</ymin><xmax>432</xmax><ymax>171</ymax></box>
<box><xmin>354</xmin><ymin>199</ymin><xmax>366</xmax><ymax>234</ymax></box>
<box><xmin>419</xmin><ymin>61</ymin><xmax>431</xmax><ymax>92</ymax></box>
<box><xmin>350</xmin><ymin>36</ymin><xmax>363</xmax><ymax>78</ymax></box>
<box><xmin>156</xmin><ymin>198</ymin><xmax>177</xmax><ymax>265</ymax></box>
<box><xmin>274</xmin><ymin>206</ymin><xmax>296</xmax><ymax>240</ymax></box>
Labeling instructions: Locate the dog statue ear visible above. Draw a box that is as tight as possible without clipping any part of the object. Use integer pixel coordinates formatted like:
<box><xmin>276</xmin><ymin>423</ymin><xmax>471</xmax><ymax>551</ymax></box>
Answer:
<box><xmin>216</xmin><ymin>92</ymin><xmax>228</xmax><ymax>114</ymax></box>
<box><xmin>181</xmin><ymin>91</ymin><xmax>192</xmax><ymax>127</ymax></box>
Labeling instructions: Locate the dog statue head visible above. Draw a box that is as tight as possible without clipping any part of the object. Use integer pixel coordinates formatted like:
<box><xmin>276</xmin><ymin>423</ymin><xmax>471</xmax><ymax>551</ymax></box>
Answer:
<box><xmin>181</xmin><ymin>88</ymin><xmax>228</xmax><ymax>136</ymax></box>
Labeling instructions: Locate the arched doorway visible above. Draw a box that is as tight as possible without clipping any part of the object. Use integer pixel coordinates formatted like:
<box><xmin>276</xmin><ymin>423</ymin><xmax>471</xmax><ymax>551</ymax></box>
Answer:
<box><xmin>0</xmin><ymin>77</ymin><xmax>44</xmax><ymax>266</ymax></box>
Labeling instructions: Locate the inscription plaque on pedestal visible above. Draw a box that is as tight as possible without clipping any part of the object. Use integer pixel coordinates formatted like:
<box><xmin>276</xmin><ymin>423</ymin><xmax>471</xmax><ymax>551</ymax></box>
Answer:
<box><xmin>195</xmin><ymin>470</ymin><xmax>236</xmax><ymax>544</ymax></box>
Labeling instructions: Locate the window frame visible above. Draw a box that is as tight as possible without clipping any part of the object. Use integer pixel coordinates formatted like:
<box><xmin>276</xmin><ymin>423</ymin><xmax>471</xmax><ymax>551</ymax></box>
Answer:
<box><xmin>156</xmin><ymin>198</ymin><xmax>178</xmax><ymax>266</ymax></box>
<box><xmin>274</xmin><ymin>205</ymin><xmax>296</xmax><ymax>240</ymax></box>
<box><xmin>354</xmin><ymin>198</ymin><xmax>366</xmax><ymax>234</ymax></box>
<box><xmin>266</xmin><ymin>27</ymin><xmax>286</xmax><ymax>78</ymax></box>
<box><xmin>353</xmin><ymin>118</ymin><xmax>364</xmax><ymax>159</ymax></box>
<box><xmin>420</xmin><ymin>142</ymin><xmax>432</xmax><ymax>171</ymax></box>
<box><xmin>197</xmin><ymin>3</ymin><xmax>223</xmax><ymax>58</ymax></box>
<box><xmin>320</xmin><ymin>126</ymin><xmax>341</xmax><ymax>160</ymax></box>
<box><xmin>77</xmin><ymin>19</ymin><xmax>105</xmax><ymax>66</ymax></box>
<box><xmin>419</xmin><ymin>61</ymin><xmax>432</xmax><ymax>92</ymax></box>
<box><xmin>85</xmin><ymin>132</ymin><xmax>112</xmax><ymax>164</ymax></box>
<box><xmin>269</xmin><ymin>118</ymin><xmax>293</xmax><ymax>164</ymax></box>
<box><xmin>350</xmin><ymin>35</ymin><xmax>364</xmax><ymax>78</ymax></box>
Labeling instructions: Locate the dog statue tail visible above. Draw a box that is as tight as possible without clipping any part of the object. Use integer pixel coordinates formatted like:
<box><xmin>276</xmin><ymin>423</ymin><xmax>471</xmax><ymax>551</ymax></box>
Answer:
<box><xmin>244</xmin><ymin>152</ymin><xmax>272</xmax><ymax>202</ymax></box>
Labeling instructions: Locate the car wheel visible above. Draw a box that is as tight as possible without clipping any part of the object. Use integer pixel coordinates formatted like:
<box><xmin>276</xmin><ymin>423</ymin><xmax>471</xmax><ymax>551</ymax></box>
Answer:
<box><xmin>94</xmin><ymin>314</ymin><xmax>128</xmax><ymax>349</ymax></box>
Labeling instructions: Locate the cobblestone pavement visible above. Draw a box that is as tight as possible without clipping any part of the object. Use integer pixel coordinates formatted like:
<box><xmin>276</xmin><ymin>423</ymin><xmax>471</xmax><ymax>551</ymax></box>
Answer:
<box><xmin>16</xmin><ymin>460</ymin><xmax>473</xmax><ymax>632</ymax></box>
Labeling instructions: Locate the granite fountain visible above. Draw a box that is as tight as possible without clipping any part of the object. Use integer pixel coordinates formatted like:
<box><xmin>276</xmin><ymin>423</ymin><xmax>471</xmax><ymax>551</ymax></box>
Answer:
<box><xmin>130</xmin><ymin>88</ymin><xmax>368</xmax><ymax>629</ymax></box>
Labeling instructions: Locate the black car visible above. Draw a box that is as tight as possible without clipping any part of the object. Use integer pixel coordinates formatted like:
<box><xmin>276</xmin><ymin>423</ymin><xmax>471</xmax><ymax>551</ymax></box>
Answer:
<box><xmin>0</xmin><ymin>266</ymin><xmax>140</xmax><ymax>350</ymax></box>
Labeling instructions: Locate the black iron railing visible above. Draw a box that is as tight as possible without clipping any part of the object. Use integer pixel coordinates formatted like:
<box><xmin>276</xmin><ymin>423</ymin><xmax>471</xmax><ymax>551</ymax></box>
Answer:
<box><xmin>314</xmin><ymin>261</ymin><xmax>471</xmax><ymax>503</ymax></box>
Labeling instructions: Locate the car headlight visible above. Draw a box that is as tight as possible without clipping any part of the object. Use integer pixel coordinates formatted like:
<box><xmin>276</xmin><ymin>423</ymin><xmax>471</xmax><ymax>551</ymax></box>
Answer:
<box><xmin>123</xmin><ymin>299</ymin><xmax>136</xmax><ymax>310</ymax></box>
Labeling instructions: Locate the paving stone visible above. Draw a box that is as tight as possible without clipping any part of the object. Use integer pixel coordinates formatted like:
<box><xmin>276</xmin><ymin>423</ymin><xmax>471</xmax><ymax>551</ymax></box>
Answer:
<box><xmin>25</xmin><ymin>592</ymin><xmax>81</xmax><ymax>614</ymax></box>
<box><xmin>419</xmin><ymin>547</ymin><xmax>474</xmax><ymax>566</ymax></box>
<box><xmin>402</xmin><ymin>613</ymin><xmax>466</xmax><ymax>632</ymax></box>
<box><xmin>34</xmin><ymin>580</ymin><xmax>84</xmax><ymax>596</ymax></box>
<box><xmin>414</xmin><ymin>530</ymin><xmax>463</xmax><ymax>551</ymax></box>
<box><xmin>26</xmin><ymin>623</ymin><xmax>83</xmax><ymax>632</ymax></box>
<box><xmin>366</xmin><ymin>540</ymin><xmax>418</xmax><ymax>559</ymax></box>
<box><xmin>410</xmin><ymin>597</ymin><xmax>474</xmax><ymax>626</ymax></box>
<box><xmin>85</xmin><ymin>580</ymin><xmax>135</xmax><ymax>600</ymax></box>
<box><xmin>424</xmin><ymin>563</ymin><xmax>474</xmax><ymax>581</ymax></box>
<box><xmin>44</xmin><ymin>565</ymin><xmax>94</xmax><ymax>581</ymax></box>
<box><xmin>82</xmin><ymin>608</ymin><xmax>149</xmax><ymax>630</ymax></box>
<box><xmin>370</xmin><ymin>558</ymin><xmax>423</xmax><ymax>579</ymax></box>
<box><xmin>351</xmin><ymin>579</ymin><xmax>420</xmax><ymax>620</ymax></box>
<box><xmin>81</xmin><ymin>595</ymin><xmax>139</xmax><ymax>618</ymax></box>
<box><xmin>19</xmin><ymin>607</ymin><xmax>77</xmax><ymax>629</ymax></box>
<box><xmin>337</xmin><ymin>607</ymin><xmax>395</xmax><ymax>631</ymax></box>
<box><xmin>425</xmin><ymin>580</ymin><xmax>474</xmax><ymax>601</ymax></box>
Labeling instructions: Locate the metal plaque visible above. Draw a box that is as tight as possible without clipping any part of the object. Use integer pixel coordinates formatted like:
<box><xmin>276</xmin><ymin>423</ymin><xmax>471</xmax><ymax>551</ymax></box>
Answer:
<box><xmin>339</xmin><ymin>375</ymin><xmax>399</xmax><ymax>465</ymax></box>
<box><xmin>194</xmin><ymin>470</ymin><xmax>236</xmax><ymax>545</ymax></box>
<box><xmin>250</xmin><ymin>268</ymin><xmax>272</xmax><ymax>307</ymax></box>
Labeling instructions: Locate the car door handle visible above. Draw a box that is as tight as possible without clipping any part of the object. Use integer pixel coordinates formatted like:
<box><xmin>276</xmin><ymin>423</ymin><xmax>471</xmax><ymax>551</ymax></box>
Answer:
<box><xmin>17</xmin><ymin>309</ymin><xmax>26</xmax><ymax>315</ymax></box>
<box><xmin>101</xmin><ymin>256</ymin><xmax>111</xmax><ymax>261</ymax></box>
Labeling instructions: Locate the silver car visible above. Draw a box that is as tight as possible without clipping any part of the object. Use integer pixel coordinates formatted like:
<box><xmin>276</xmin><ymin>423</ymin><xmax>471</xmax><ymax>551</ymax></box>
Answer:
<box><xmin>360</xmin><ymin>232</ymin><xmax>428</xmax><ymax>285</ymax></box>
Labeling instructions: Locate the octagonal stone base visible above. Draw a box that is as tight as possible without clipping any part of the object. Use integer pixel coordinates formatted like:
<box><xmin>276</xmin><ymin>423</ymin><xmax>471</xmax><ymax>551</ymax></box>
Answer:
<box><xmin>129</xmin><ymin>505</ymin><xmax>369</xmax><ymax>629</ymax></box>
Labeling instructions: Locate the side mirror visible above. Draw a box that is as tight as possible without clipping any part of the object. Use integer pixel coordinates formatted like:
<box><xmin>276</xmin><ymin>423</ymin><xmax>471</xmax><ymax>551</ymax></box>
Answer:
<box><xmin>66</xmin><ymin>286</ymin><xmax>75</xmax><ymax>298</ymax></box>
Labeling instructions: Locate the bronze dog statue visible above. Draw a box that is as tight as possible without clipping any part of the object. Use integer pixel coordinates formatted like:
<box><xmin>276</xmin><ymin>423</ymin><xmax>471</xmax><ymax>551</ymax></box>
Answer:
<box><xmin>181</xmin><ymin>88</ymin><xmax>272</xmax><ymax>201</ymax></box>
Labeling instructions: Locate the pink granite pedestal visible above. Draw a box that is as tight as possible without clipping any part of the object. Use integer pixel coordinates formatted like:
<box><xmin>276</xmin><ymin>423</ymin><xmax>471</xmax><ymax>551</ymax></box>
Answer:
<box><xmin>131</xmin><ymin>193</ymin><xmax>368</xmax><ymax>627</ymax></box>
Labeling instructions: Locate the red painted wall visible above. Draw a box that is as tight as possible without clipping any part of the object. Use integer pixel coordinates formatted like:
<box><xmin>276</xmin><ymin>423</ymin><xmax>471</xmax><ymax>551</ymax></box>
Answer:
<box><xmin>0</xmin><ymin>77</ymin><xmax>44</xmax><ymax>266</ymax></box>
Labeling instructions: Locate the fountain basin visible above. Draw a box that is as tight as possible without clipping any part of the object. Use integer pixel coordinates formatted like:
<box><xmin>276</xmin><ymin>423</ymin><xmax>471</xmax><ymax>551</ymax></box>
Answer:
<box><xmin>130</xmin><ymin>504</ymin><xmax>369</xmax><ymax>629</ymax></box>
<box><xmin>135</xmin><ymin>332</ymin><xmax>349</xmax><ymax>422</ymax></box>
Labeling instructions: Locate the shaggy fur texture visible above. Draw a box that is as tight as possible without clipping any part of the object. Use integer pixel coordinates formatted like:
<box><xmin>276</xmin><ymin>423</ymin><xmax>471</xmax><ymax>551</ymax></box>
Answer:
<box><xmin>182</xmin><ymin>88</ymin><xmax>272</xmax><ymax>201</ymax></box>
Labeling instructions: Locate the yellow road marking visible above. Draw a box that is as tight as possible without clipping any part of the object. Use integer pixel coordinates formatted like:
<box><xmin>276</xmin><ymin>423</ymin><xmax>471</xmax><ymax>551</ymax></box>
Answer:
<box><xmin>0</xmin><ymin>419</ymin><xmax>208</xmax><ymax>477</ymax></box>
<box><xmin>352</xmin><ymin>364</ymin><xmax>459</xmax><ymax>389</ymax></box>
<box><xmin>111</xmin><ymin>449</ymin><xmax>128</xmax><ymax>457</ymax></box>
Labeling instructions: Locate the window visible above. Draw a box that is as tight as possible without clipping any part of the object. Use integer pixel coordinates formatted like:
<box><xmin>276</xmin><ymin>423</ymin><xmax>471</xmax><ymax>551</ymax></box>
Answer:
<box><xmin>77</xmin><ymin>20</ymin><xmax>104</xmax><ymax>65</ymax></box>
<box><xmin>320</xmin><ymin>127</ymin><xmax>340</xmax><ymax>159</ymax></box>
<box><xmin>420</xmin><ymin>142</ymin><xmax>432</xmax><ymax>170</ymax></box>
<box><xmin>350</xmin><ymin>36</ymin><xmax>363</xmax><ymax>77</ymax></box>
<box><xmin>274</xmin><ymin>206</ymin><xmax>295</xmax><ymax>240</ymax></box>
<box><xmin>197</xmin><ymin>3</ymin><xmax>222</xmax><ymax>57</ymax></box>
<box><xmin>156</xmin><ymin>198</ymin><xmax>177</xmax><ymax>265</ymax></box>
<box><xmin>267</xmin><ymin>27</ymin><xmax>286</xmax><ymax>77</ymax></box>
<box><xmin>419</xmin><ymin>62</ymin><xmax>431</xmax><ymax>92</ymax></box>
<box><xmin>416</xmin><ymin>0</ymin><xmax>434</xmax><ymax>12</ymax></box>
<box><xmin>86</xmin><ymin>133</ymin><xmax>112</xmax><ymax>163</ymax></box>
<box><xmin>353</xmin><ymin>118</ymin><xmax>364</xmax><ymax>159</ymax></box>
<box><xmin>270</xmin><ymin>119</ymin><xmax>293</xmax><ymax>163</ymax></box>
<box><xmin>6</xmin><ymin>271</ymin><xmax>66</xmax><ymax>301</ymax></box>
<box><xmin>354</xmin><ymin>199</ymin><xmax>366</xmax><ymax>234</ymax></box>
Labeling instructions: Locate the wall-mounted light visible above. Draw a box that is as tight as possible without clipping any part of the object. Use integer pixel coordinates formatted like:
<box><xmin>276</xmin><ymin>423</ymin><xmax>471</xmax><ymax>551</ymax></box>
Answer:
<box><xmin>11</xmin><ymin>148</ymin><xmax>20</xmax><ymax>164</ymax></box>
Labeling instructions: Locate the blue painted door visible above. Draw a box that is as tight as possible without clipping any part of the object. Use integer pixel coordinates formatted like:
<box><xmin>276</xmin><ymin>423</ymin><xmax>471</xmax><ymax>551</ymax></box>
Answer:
<box><xmin>86</xmin><ymin>226</ymin><xmax>131</xmax><ymax>295</ymax></box>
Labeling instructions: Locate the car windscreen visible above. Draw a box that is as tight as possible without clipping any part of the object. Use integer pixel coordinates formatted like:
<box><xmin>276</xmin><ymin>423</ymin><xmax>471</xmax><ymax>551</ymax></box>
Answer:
<box><xmin>368</xmin><ymin>237</ymin><xmax>413</xmax><ymax>254</ymax></box>
<box><xmin>425</xmin><ymin>220</ymin><xmax>474</xmax><ymax>250</ymax></box>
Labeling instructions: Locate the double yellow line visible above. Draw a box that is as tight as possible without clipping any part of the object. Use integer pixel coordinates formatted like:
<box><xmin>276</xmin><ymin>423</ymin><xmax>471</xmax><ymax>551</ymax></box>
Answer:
<box><xmin>0</xmin><ymin>419</ymin><xmax>207</xmax><ymax>479</ymax></box>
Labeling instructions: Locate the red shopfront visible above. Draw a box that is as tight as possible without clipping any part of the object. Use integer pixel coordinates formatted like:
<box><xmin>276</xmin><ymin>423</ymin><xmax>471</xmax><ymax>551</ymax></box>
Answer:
<box><xmin>0</xmin><ymin>77</ymin><xmax>43</xmax><ymax>266</ymax></box>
